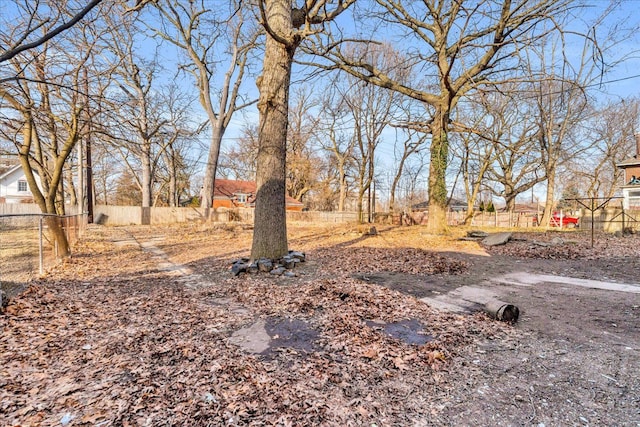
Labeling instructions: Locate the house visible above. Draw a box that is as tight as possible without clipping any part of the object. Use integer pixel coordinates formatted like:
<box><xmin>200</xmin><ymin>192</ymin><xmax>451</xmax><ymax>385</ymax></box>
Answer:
<box><xmin>616</xmin><ymin>134</ymin><xmax>640</xmax><ymax>209</ymax></box>
<box><xmin>212</xmin><ymin>179</ymin><xmax>304</xmax><ymax>212</ymax></box>
<box><xmin>0</xmin><ymin>163</ymin><xmax>43</xmax><ymax>204</ymax></box>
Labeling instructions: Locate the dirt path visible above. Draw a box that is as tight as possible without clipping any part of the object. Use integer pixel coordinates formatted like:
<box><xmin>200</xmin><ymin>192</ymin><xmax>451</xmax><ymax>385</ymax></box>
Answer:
<box><xmin>363</xmin><ymin>247</ymin><xmax>640</xmax><ymax>426</ymax></box>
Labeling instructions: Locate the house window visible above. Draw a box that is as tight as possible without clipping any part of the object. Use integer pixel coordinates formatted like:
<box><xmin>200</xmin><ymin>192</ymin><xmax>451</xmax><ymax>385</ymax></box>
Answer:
<box><xmin>18</xmin><ymin>180</ymin><xmax>28</xmax><ymax>192</ymax></box>
<box><xmin>236</xmin><ymin>193</ymin><xmax>247</xmax><ymax>204</ymax></box>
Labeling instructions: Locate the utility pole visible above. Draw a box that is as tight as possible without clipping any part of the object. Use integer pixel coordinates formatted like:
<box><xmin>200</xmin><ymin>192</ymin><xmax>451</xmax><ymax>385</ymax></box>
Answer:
<box><xmin>84</xmin><ymin>69</ymin><xmax>94</xmax><ymax>223</ymax></box>
<box><xmin>78</xmin><ymin>135</ymin><xmax>84</xmax><ymax>217</ymax></box>
<box><xmin>86</xmin><ymin>132</ymin><xmax>93</xmax><ymax>223</ymax></box>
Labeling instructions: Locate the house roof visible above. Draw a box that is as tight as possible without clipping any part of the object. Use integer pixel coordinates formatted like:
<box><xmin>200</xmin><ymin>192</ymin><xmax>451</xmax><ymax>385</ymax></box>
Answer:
<box><xmin>214</xmin><ymin>179</ymin><xmax>304</xmax><ymax>207</ymax></box>
<box><xmin>617</xmin><ymin>155</ymin><xmax>640</xmax><ymax>168</ymax></box>
<box><xmin>0</xmin><ymin>164</ymin><xmax>40</xmax><ymax>181</ymax></box>
<box><xmin>0</xmin><ymin>164</ymin><xmax>22</xmax><ymax>180</ymax></box>
<box><xmin>0</xmin><ymin>156</ymin><xmax>20</xmax><ymax>174</ymax></box>
<box><xmin>214</xmin><ymin>179</ymin><xmax>256</xmax><ymax>198</ymax></box>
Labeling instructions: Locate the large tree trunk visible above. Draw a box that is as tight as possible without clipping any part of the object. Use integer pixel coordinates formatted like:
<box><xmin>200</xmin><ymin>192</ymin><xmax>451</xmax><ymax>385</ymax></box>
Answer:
<box><xmin>427</xmin><ymin>110</ymin><xmax>449</xmax><ymax>234</ymax></box>
<box><xmin>251</xmin><ymin>3</ymin><xmax>294</xmax><ymax>260</ymax></box>
<box><xmin>45</xmin><ymin>216</ymin><xmax>70</xmax><ymax>258</ymax></box>
<box><xmin>505</xmin><ymin>194</ymin><xmax>516</xmax><ymax>213</ymax></box>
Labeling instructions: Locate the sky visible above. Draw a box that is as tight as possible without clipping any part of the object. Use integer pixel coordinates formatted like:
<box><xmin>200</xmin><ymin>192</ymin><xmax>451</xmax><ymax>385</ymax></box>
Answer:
<box><xmin>3</xmin><ymin>0</ymin><xmax>640</xmax><ymax>206</ymax></box>
<box><xmin>153</xmin><ymin>0</ymin><xmax>640</xmax><ymax>206</ymax></box>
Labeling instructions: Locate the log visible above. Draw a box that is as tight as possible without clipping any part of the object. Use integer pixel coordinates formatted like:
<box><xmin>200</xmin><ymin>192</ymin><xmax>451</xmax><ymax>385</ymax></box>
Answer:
<box><xmin>484</xmin><ymin>299</ymin><xmax>520</xmax><ymax>322</ymax></box>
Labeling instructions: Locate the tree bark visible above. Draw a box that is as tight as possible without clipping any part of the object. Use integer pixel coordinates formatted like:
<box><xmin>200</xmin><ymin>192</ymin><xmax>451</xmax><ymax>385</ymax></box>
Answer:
<box><xmin>338</xmin><ymin>174</ymin><xmax>347</xmax><ymax>212</ymax></box>
<box><xmin>18</xmin><ymin>114</ymin><xmax>71</xmax><ymax>257</ymax></box>
<box><xmin>199</xmin><ymin>114</ymin><xmax>224</xmax><ymax>215</ymax></box>
<box><xmin>427</xmin><ymin>110</ymin><xmax>450</xmax><ymax>233</ymax></box>
<box><xmin>251</xmin><ymin>0</ymin><xmax>295</xmax><ymax>260</ymax></box>
<box><xmin>541</xmin><ymin>161</ymin><xmax>557</xmax><ymax>227</ymax></box>
<box><xmin>141</xmin><ymin>143</ymin><xmax>152</xmax><ymax>208</ymax></box>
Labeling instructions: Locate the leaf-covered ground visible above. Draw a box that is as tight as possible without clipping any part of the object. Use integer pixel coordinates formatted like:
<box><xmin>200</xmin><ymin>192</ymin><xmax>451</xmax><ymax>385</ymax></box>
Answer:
<box><xmin>1</xmin><ymin>223</ymin><xmax>513</xmax><ymax>426</ymax></box>
<box><xmin>1</xmin><ymin>223</ymin><xmax>638</xmax><ymax>426</ymax></box>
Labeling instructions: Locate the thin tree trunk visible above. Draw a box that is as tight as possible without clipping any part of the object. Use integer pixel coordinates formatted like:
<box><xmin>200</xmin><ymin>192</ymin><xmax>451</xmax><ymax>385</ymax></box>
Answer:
<box><xmin>200</xmin><ymin>123</ymin><xmax>223</xmax><ymax>214</ymax></box>
<box><xmin>541</xmin><ymin>166</ymin><xmax>556</xmax><ymax>227</ymax></box>
<box><xmin>169</xmin><ymin>161</ymin><xmax>177</xmax><ymax>207</ymax></box>
<box><xmin>19</xmin><ymin>112</ymin><xmax>71</xmax><ymax>257</ymax></box>
<box><xmin>338</xmin><ymin>166</ymin><xmax>347</xmax><ymax>212</ymax></box>
<box><xmin>67</xmin><ymin>163</ymin><xmax>77</xmax><ymax>206</ymax></box>
<box><xmin>141</xmin><ymin>143</ymin><xmax>152</xmax><ymax>208</ymax></box>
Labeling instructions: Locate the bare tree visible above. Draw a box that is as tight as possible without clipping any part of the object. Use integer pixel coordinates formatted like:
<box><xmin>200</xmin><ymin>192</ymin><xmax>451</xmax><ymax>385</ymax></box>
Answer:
<box><xmin>472</xmin><ymin>89</ymin><xmax>545</xmax><ymax>212</ymax></box>
<box><xmin>312</xmin><ymin>0</ymin><xmax>591</xmax><ymax>233</ymax></box>
<box><xmin>526</xmin><ymin>34</ymin><xmax>599</xmax><ymax>226</ymax></box>
<box><xmin>251</xmin><ymin>0</ymin><xmax>353</xmax><ymax>260</ymax></box>
<box><xmin>286</xmin><ymin>87</ymin><xmax>322</xmax><ymax>203</ymax></box>
<box><xmin>315</xmin><ymin>79</ymin><xmax>357</xmax><ymax>212</ymax></box>
<box><xmin>155</xmin><ymin>85</ymin><xmax>203</xmax><ymax>207</ymax></box>
<box><xmin>448</xmin><ymin>105</ymin><xmax>495</xmax><ymax>223</ymax></box>
<box><xmin>0</xmin><ymin>2</ymin><xmax>104</xmax><ymax>256</ymax></box>
<box><xmin>152</xmin><ymin>0</ymin><xmax>257</xmax><ymax>214</ymax></box>
<box><xmin>102</xmin><ymin>12</ymin><xmax>166</xmax><ymax>209</ymax></box>
<box><xmin>218</xmin><ymin>124</ymin><xmax>259</xmax><ymax>181</ymax></box>
<box><xmin>395</xmin><ymin>153</ymin><xmax>429</xmax><ymax>214</ymax></box>
<box><xmin>568</xmin><ymin>98</ymin><xmax>640</xmax><ymax>199</ymax></box>
<box><xmin>333</xmin><ymin>45</ymin><xmax>406</xmax><ymax>222</ymax></box>
<box><xmin>91</xmin><ymin>139</ymin><xmax>119</xmax><ymax>205</ymax></box>
<box><xmin>389</xmin><ymin>100</ymin><xmax>429</xmax><ymax>214</ymax></box>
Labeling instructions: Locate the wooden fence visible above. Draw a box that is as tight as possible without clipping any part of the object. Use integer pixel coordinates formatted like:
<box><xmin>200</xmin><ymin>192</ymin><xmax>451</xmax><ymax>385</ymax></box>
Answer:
<box><xmin>92</xmin><ymin>205</ymin><xmax>359</xmax><ymax>226</ymax></box>
<box><xmin>394</xmin><ymin>210</ymin><xmax>538</xmax><ymax>228</ymax></box>
<box><xmin>3</xmin><ymin>203</ymin><xmax>637</xmax><ymax>231</ymax></box>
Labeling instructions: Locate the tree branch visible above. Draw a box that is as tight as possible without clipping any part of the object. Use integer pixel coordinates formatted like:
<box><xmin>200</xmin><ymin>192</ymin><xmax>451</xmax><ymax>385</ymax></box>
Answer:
<box><xmin>0</xmin><ymin>0</ymin><xmax>104</xmax><ymax>63</ymax></box>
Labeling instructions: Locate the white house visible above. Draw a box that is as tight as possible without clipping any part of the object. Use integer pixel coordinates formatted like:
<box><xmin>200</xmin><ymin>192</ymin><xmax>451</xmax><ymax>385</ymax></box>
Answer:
<box><xmin>0</xmin><ymin>164</ymin><xmax>43</xmax><ymax>203</ymax></box>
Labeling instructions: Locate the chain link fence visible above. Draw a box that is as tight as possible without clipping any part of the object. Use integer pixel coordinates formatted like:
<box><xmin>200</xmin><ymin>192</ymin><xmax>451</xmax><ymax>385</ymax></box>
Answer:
<box><xmin>0</xmin><ymin>213</ymin><xmax>85</xmax><ymax>298</ymax></box>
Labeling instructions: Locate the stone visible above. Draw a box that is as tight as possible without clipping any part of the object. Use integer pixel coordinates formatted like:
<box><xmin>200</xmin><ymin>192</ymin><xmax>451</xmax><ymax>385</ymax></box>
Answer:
<box><xmin>367</xmin><ymin>226</ymin><xmax>378</xmax><ymax>236</ymax></box>
<box><xmin>467</xmin><ymin>230</ymin><xmax>489</xmax><ymax>238</ymax></box>
<box><xmin>281</xmin><ymin>257</ymin><xmax>300</xmax><ymax>269</ymax></box>
<box><xmin>257</xmin><ymin>259</ymin><xmax>273</xmax><ymax>272</ymax></box>
<box><xmin>288</xmin><ymin>251</ymin><xmax>306</xmax><ymax>262</ymax></box>
<box><xmin>270</xmin><ymin>267</ymin><xmax>286</xmax><ymax>276</ymax></box>
<box><xmin>550</xmin><ymin>237</ymin><xmax>564</xmax><ymax>246</ymax></box>
<box><xmin>531</xmin><ymin>240</ymin><xmax>549</xmax><ymax>247</ymax></box>
<box><xmin>284</xmin><ymin>271</ymin><xmax>297</xmax><ymax>278</ymax></box>
<box><xmin>231</xmin><ymin>262</ymin><xmax>247</xmax><ymax>276</ymax></box>
<box><xmin>482</xmin><ymin>232</ymin><xmax>512</xmax><ymax>246</ymax></box>
<box><xmin>229</xmin><ymin>320</ymin><xmax>271</xmax><ymax>353</ymax></box>
<box><xmin>247</xmin><ymin>263</ymin><xmax>259</xmax><ymax>274</ymax></box>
